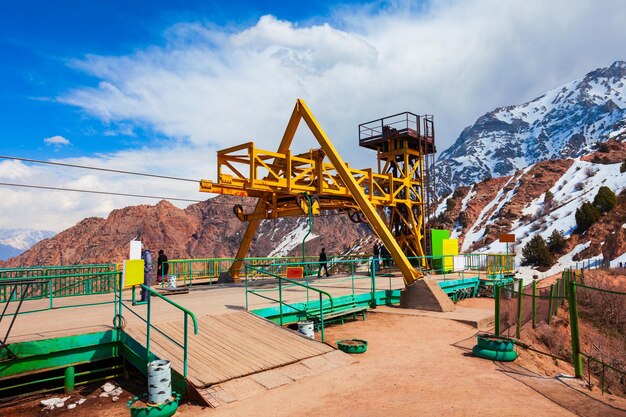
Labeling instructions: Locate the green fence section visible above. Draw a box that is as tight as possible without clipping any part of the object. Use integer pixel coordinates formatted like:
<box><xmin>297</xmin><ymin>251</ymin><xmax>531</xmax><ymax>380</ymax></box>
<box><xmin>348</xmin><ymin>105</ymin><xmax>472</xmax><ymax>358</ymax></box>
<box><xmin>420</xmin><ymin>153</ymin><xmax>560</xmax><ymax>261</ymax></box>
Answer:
<box><xmin>495</xmin><ymin>268</ymin><xmax>626</xmax><ymax>396</ymax></box>
<box><xmin>165</xmin><ymin>252</ymin><xmax>515</xmax><ymax>284</ymax></box>
<box><xmin>113</xmin><ymin>283</ymin><xmax>198</xmax><ymax>379</ymax></box>
<box><xmin>0</xmin><ymin>264</ymin><xmax>118</xmax><ymax>303</ymax></box>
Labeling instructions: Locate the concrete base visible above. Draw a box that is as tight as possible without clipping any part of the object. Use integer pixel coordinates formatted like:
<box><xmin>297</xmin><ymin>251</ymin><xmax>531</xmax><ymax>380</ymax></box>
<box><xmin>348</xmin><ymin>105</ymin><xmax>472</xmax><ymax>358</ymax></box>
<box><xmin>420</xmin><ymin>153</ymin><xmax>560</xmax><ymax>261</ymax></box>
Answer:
<box><xmin>217</xmin><ymin>272</ymin><xmax>235</xmax><ymax>284</ymax></box>
<box><xmin>399</xmin><ymin>278</ymin><xmax>455</xmax><ymax>312</ymax></box>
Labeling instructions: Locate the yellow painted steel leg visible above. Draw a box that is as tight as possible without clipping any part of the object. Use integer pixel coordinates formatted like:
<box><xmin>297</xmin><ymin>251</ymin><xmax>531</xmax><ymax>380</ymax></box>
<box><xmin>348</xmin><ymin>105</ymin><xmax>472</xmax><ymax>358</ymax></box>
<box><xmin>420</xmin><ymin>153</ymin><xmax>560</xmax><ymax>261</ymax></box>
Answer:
<box><xmin>227</xmin><ymin>103</ymin><xmax>303</xmax><ymax>279</ymax></box>
<box><xmin>297</xmin><ymin>99</ymin><xmax>420</xmax><ymax>286</ymax></box>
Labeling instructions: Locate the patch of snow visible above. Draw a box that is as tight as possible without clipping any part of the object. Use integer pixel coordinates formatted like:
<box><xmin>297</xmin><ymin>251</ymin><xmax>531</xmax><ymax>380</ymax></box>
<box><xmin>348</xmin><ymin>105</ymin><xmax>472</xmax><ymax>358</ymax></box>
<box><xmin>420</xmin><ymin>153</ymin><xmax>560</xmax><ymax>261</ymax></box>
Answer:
<box><xmin>267</xmin><ymin>218</ymin><xmax>318</xmax><ymax>257</ymax></box>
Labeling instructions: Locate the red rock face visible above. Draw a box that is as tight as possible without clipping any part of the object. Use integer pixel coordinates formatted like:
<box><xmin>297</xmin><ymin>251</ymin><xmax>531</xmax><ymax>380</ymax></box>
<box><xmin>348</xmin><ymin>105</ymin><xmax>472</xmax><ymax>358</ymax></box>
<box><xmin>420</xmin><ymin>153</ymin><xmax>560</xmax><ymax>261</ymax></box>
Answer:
<box><xmin>1</xmin><ymin>195</ymin><xmax>372</xmax><ymax>267</ymax></box>
<box><xmin>581</xmin><ymin>138</ymin><xmax>626</xmax><ymax>165</ymax></box>
<box><xmin>575</xmin><ymin>193</ymin><xmax>626</xmax><ymax>261</ymax></box>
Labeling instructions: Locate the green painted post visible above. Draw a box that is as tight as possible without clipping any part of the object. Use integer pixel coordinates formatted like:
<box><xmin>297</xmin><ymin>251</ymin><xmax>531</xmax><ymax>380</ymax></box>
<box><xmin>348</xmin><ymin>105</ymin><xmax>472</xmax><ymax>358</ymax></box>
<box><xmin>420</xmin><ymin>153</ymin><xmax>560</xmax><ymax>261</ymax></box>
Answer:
<box><xmin>245</xmin><ymin>267</ymin><xmax>249</xmax><ymax>311</ymax></box>
<box><xmin>49</xmin><ymin>278</ymin><xmax>53</xmax><ymax>310</ymax></box>
<box><xmin>145</xmin><ymin>289</ymin><xmax>151</xmax><ymax>365</ymax></box>
<box><xmin>64</xmin><ymin>366</ymin><xmax>75</xmax><ymax>393</ymax></box>
<box><xmin>532</xmin><ymin>280</ymin><xmax>537</xmax><ymax>329</ymax></box>
<box><xmin>351</xmin><ymin>261</ymin><xmax>355</xmax><ymax>296</ymax></box>
<box><xmin>278</xmin><ymin>277</ymin><xmax>283</xmax><ymax>326</ymax></box>
<box><xmin>371</xmin><ymin>261</ymin><xmax>377</xmax><ymax>308</ymax></box>
<box><xmin>319</xmin><ymin>293</ymin><xmax>325</xmax><ymax>342</ymax></box>
<box><xmin>494</xmin><ymin>284</ymin><xmax>501</xmax><ymax>336</ymax></box>
<box><xmin>568</xmin><ymin>280</ymin><xmax>583</xmax><ymax>378</ymax></box>
<box><xmin>183</xmin><ymin>315</ymin><xmax>189</xmax><ymax>378</ymax></box>
<box><xmin>516</xmin><ymin>279</ymin><xmax>523</xmax><ymax>339</ymax></box>
<box><xmin>117</xmin><ymin>273</ymin><xmax>123</xmax><ymax>329</ymax></box>
<box><xmin>350</xmin><ymin>261</ymin><xmax>354</xmax><ymax>294</ymax></box>
<box><xmin>547</xmin><ymin>284</ymin><xmax>555</xmax><ymax>325</ymax></box>
<box><xmin>561</xmin><ymin>275</ymin><xmax>566</xmax><ymax>306</ymax></box>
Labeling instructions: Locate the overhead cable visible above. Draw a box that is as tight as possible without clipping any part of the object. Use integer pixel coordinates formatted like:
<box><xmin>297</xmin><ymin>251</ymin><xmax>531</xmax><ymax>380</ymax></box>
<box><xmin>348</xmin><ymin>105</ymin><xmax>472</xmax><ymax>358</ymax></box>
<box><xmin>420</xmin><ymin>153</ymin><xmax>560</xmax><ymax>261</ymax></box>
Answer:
<box><xmin>0</xmin><ymin>155</ymin><xmax>198</xmax><ymax>183</ymax></box>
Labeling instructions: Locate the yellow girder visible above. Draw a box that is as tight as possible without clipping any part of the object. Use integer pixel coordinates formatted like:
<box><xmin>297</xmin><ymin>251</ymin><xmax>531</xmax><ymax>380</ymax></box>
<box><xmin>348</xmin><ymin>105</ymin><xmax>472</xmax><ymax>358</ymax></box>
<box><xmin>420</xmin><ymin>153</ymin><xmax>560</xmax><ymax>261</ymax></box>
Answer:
<box><xmin>200</xmin><ymin>99</ymin><xmax>425</xmax><ymax>285</ymax></box>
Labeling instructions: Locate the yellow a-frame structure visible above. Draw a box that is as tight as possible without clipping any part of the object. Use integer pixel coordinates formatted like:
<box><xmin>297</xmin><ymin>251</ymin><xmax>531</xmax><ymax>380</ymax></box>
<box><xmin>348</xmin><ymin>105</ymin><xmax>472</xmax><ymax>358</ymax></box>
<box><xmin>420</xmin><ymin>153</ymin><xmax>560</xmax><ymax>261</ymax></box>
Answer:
<box><xmin>200</xmin><ymin>99</ymin><xmax>454</xmax><ymax>310</ymax></box>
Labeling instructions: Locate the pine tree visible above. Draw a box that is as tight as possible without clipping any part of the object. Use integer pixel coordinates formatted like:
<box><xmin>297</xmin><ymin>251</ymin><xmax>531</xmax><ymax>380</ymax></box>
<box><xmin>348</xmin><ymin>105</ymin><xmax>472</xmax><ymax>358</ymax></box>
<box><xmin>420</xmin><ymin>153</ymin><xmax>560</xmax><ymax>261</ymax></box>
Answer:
<box><xmin>547</xmin><ymin>230</ymin><xmax>566</xmax><ymax>254</ymax></box>
<box><xmin>593</xmin><ymin>186</ymin><xmax>616</xmax><ymax>213</ymax></box>
<box><xmin>575</xmin><ymin>202</ymin><xmax>601</xmax><ymax>232</ymax></box>
<box><xmin>522</xmin><ymin>235</ymin><xmax>552</xmax><ymax>267</ymax></box>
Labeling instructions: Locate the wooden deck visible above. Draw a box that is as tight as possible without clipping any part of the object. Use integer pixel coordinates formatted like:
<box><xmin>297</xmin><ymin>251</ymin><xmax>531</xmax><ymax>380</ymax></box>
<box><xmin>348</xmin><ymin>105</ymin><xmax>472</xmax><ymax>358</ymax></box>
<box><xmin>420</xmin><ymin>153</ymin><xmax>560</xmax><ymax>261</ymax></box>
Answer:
<box><xmin>123</xmin><ymin>311</ymin><xmax>334</xmax><ymax>388</ymax></box>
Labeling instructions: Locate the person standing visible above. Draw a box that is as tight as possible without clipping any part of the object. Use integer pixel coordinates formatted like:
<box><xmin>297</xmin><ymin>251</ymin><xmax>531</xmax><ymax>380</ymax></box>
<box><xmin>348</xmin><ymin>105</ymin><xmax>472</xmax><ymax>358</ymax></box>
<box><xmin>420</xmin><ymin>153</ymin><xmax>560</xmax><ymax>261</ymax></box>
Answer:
<box><xmin>380</xmin><ymin>244</ymin><xmax>390</xmax><ymax>269</ymax></box>
<box><xmin>140</xmin><ymin>246</ymin><xmax>152</xmax><ymax>302</ymax></box>
<box><xmin>372</xmin><ymin>241</ymin><xmax>380</xmax><ymax>275</ymax></box>
<box><xmin>157</xmin><ymin>249</ymin><xmax>168</xmax><ymax>283</ymax></box>
<box><xmin>318</xmin><ymin>247</ymin><xmax>330</xmax><ymax>277</ymax></box>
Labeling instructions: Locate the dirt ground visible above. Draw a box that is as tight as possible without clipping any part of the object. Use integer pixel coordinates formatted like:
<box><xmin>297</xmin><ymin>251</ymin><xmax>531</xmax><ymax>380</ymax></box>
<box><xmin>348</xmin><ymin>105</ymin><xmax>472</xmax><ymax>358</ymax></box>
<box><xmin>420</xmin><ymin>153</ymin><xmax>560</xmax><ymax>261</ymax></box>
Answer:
<box><xmin>3</xmin><ymin>306</ymin><xmax>625</xmax><ymax>417</ymax></box>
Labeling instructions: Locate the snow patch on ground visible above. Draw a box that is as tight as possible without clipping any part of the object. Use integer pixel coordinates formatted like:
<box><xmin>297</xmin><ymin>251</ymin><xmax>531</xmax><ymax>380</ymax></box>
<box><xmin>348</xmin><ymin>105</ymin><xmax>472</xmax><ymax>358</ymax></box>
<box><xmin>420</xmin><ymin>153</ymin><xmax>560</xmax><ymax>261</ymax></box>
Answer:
<box><xmin>267</xmin><ymin>219</ymin><xmax>318</xmax><ymax>257</ymax></box>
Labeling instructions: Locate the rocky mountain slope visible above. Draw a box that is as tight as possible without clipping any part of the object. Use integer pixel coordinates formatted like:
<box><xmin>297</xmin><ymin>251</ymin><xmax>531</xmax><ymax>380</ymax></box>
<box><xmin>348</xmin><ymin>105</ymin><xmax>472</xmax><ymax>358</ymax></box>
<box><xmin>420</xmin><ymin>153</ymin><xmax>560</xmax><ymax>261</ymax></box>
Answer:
<box><xmin>0</xmin><ymin>195</ymin><xmax>372</xmax><ymax>267</ymax></box>
<box><xmin>436</xmin><ymin>60</ymin><xmax>626</xmax><ymax>196</ymax></box>
<box><xmin>431</xmin><ymin>139</ymin><xmax>626</xmax><ymax>276</ymax></box>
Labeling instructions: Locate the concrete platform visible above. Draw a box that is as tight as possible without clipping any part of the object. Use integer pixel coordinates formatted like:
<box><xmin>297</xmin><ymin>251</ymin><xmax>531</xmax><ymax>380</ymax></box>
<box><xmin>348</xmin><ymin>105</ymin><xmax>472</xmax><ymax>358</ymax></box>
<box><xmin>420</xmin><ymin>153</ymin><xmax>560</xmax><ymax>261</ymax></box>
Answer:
<box><xmin>371</xmin><ymin>297</ymin><xmax>495</xmax><ymax>330</ymax></box>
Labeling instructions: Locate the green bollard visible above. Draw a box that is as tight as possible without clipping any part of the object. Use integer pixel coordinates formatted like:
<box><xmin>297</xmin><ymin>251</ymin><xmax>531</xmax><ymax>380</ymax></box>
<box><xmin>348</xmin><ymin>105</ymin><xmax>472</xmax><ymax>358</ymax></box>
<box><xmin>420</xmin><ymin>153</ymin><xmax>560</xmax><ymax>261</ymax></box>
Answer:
<box><xmin>64</xmin><ymin>366</ymin><xmax>75</xmax><ymax>393</ymax></box>
<box><xmin>516</xmin><ymin>279</ymin><xmax>523</xmax><ymax>339</ymax></box>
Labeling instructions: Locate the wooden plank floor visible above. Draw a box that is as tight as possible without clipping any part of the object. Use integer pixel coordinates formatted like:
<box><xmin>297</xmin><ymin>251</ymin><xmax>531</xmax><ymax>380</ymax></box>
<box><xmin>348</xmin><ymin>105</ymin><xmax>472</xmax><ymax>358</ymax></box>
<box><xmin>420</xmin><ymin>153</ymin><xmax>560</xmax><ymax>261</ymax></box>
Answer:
<box><xmin>124</xmin><ymin>311</ymin><xmax>334</xmax><ymax>388</ymax></box>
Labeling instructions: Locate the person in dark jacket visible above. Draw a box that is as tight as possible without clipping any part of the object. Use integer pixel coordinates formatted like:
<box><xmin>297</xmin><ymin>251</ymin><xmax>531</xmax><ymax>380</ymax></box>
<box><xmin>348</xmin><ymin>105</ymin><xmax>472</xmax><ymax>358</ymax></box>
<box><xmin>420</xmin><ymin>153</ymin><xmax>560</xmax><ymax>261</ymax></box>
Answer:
<box><xmin>140</xmin><ymin>246</ymin><xmax>152</xmax><ymax>302</ymax></box>
<box><xmin>157</xmin><ymin>250</ymin><xmax>168</xmax><ymax>283</ymax></box>
<box><xmin>372</xmin><ymin>242</ymin><xmax>380</xmax><ymax>275</ymax></box>
<box><xmin>318</xmin><ymin>248</ymin><xmax>330</xmax><ymax>277</ymax></box>
<box><xmin>380</xmin><ymin>244</ymin><xmax>390</xmax><ymax>269</ymax></box>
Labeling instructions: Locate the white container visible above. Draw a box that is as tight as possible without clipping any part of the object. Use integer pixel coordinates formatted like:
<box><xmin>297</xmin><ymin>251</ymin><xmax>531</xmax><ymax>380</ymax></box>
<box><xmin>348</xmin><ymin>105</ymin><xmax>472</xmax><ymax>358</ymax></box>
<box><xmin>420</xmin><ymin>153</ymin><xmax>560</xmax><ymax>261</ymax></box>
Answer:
<box><xmin>167</xmin><ymin>275</ymin><xmax>177</xmax><ymax>290</ymax></box>
<box><xmin>147</xmin><ymin>359</ymin><xmax>171</xmax><ymax>404</ymax></box>
<box><xmin>297</xmin><ymin>321</ymin><xmax>314</xmax><ymax>339</ymax></box>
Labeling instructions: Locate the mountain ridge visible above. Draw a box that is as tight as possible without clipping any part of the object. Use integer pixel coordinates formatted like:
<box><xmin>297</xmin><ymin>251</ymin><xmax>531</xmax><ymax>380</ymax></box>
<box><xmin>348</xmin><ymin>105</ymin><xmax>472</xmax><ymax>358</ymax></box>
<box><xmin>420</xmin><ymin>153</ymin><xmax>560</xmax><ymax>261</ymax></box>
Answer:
<box><xmin>436</xmin><ymin>60</ymin><xmax>626</xmax><ymax>196</ymax></box>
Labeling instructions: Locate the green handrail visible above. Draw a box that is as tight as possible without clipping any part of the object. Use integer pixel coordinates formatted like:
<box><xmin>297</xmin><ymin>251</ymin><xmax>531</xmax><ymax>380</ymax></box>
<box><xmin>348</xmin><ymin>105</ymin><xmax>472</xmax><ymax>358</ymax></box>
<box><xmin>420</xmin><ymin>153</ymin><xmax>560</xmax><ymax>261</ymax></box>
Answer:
<box><xmin>140</xmin><ymin>284</ymin><xmax>199</xmax><ymax>378</ymax></box>
<box><xmin>244</xmin><ymin>264</ymin><xmax>334</xmax><ymax>341</ymax></box>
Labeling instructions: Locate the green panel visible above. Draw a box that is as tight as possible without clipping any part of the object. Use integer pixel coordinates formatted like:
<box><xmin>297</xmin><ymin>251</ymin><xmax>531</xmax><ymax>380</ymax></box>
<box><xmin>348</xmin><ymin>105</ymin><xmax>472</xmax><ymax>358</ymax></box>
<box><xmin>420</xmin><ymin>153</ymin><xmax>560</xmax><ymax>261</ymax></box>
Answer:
<box><xmin>1</xmin><ymin>331</ymin><xmax>118</xmax><ymax>360</ymax></box>
<box><xmin>431</xmin><ymin>229</ymin><xmax>450</xmax><ymax>271</ymax></box>
<box><xmin>431</xmin><ymin>229</ymin><xmax>450</xmax><ymax>256</ymax></box>
<box><xmin>251</xmin><ymin>291</ymin><xmax>401</xmax><ymax>324</ymax></box>
<box><xmin>0</xmin><ymin>331</ymin><xmax>120</xmax><ymax>382</ymax></box>
<box><xmin>438</xmin><ymin>277</ymin><xmax>479</xmax><ymax>291</ymax></box>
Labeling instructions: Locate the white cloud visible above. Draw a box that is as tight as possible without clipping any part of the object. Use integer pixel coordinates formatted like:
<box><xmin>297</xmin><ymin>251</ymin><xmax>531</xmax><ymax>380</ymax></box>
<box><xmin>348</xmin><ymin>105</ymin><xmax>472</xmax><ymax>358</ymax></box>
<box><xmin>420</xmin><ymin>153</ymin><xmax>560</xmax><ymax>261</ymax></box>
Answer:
<box><xmin>59</xmin><ymin>1</ymin><xmax>626</xmax><ymax>159</ymax></box>
<box><xmin>6</xmin><ymin>0</ymin><xmax>626</xmax><ymax>233</ymax></box>
<box><xmin>44</xmin><ymin>135</ymin><xmax>71</xmax><ymax>147</ymax></box>
<box><xmin>0</xmin><ymin>145</ymin><xmax>217</xmax><ymax>232</ymax></box>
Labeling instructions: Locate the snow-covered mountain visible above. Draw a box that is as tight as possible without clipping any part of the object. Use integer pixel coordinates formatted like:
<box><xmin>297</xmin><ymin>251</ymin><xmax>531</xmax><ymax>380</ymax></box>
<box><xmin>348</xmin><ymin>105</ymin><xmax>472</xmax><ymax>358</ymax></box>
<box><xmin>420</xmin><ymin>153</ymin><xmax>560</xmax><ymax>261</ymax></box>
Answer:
<box><xmin>431</xmin><ymin>140</ymin><xmax>626</xmax><ymax>281</ymax></box>
<box><xmin>0</xmin><ymin>228</ymin><xmax>55</xmax><ymax>261</ymax></box>
<box><xmin>436</xmin><ymin>60</ymin><xmax>626</xmax><ymax>196</ymax></box>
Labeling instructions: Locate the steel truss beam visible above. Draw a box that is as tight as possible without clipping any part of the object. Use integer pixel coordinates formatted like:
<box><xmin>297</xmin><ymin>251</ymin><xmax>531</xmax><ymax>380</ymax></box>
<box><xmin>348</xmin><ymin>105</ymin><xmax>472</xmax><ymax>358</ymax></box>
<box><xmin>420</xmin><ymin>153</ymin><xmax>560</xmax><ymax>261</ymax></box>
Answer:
<box><xmin>200</xmin><ymin>99</ymin><xmax>423</xmax><ymax>285</ymax></box>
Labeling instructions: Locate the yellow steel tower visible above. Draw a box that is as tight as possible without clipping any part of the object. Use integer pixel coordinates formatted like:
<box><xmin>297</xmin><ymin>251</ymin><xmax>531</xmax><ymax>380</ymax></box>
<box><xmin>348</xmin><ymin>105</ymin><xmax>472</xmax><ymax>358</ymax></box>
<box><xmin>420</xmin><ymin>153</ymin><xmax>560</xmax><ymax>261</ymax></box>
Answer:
<box><xmin>200</xmin><ymin>99</ymin><xmax>454</xmax><ymax>311</ymax></box>
<box><xmin>358</xmin><ymin>113</ymin><xmax>436</xmax><ymax>264</ymax></box>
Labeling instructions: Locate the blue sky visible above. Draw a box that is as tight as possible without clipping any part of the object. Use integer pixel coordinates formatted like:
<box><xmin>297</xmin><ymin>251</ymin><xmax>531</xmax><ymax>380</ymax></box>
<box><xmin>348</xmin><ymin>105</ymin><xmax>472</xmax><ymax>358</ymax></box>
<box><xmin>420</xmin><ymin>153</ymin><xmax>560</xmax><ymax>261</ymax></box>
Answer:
<box><xmin>0</xmin><ymin>0</ymin><xmax>377</xmax><ymax>158</ymax></box>
<box><xmin>0</xmin><ymin>0</ymin><xmax>624</xmax><ymax>232</ymax></box>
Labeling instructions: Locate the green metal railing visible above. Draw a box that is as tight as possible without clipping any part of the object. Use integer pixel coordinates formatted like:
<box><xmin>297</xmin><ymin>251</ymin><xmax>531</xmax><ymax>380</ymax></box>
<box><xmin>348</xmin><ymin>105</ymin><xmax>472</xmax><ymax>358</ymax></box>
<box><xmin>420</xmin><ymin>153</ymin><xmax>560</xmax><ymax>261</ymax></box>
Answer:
<box><xmin>494</xmin><ymin>268</ymin><xmax>626</xmax><ymax>395</ymax></box>
<box><xmin>0</xmin><ymin>264</ymin><xmax>116</xmax><ymax>279</ymax></box>
<box><xmin>0</xmin><ymin>271</ymin><xmax>119</xmax><ymax>315</ymax></box>
<box><xmin>0</xmin><ymin>264</ymin><xmax>118</xmax><ymax>303</ymax></box>
<box><xmin>115</xmin><ymin>283</ymin><xmax>199</xmax><ymax>378</ymax></box>
<box><xmin>244</xmin><ymin>264</ymin><xmax>334</xmax><ymax>342</ymax></box>
<box><xmin>161</xmin><ymin>252</ymin><xmax>515</xmax><ymax>286</ymax></box>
